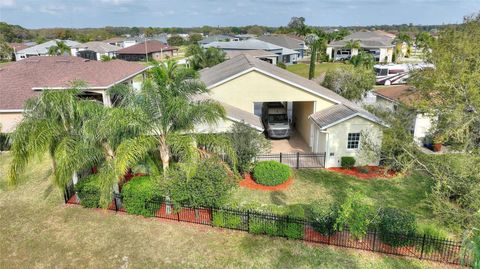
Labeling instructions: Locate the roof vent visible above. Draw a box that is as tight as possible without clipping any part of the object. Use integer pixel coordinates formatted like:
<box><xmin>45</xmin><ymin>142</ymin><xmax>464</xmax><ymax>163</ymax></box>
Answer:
<box><xmin>25</xmin><ymin>59</ymin><xmax>40</xmax><ymax>63</ymax></box>
<box><xmin>55</xmin><ymin>60</ymin><xmax>70</xmax><ymax>63</ymax></box>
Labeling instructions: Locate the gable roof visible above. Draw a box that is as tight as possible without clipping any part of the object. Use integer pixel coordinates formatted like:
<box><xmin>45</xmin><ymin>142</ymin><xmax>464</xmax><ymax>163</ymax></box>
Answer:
<box><xmin>328</xmin><ymin>31</ymin><xmax>395</xmax><ymax>48</ymax></box>
<box><xmin>0</xmin><ymin>56</ymin><xmax>149</xmax><ymax>110</ymax></box>
<box><xmin>199</xmin><ymin>35</ymin><xmax>235</xmax><ymax>44</ymax></box>
<box><xmin>374</xmin><ymin>85</ymin><xmax>420</xmax><ymax>106</ymax></box>
<box><xmin>310</xmin><ymin>104</ymin><xmax>385</xmax><ymax>129</ymax></box>
<box><xmin>225</xmin><ymin>49</ymin><xmax>278</xmax><ymax>59</ymax></box>
<box><xmin>72</xmin><ymin>41</ymin><xmax>121</xmax><ymax>53</ymax></box>
<box><xmin>257</xmin><ymin>35</ymin><xmax>306</xmax><ymax>50</ymax></box>
<box><xmin>117</xmin><ymin>40</ymin><xmax>177</xmax><ymax>55</ymax></box>
<box><xmin>16</xmin><ymin>39</ymin><xmax>81</xmax><ymax>55</ymax></box>
<box><xmin>200</xmin><ymin>54</ymin><xmax>385</xmax><ymax>128</ymax></box>
<box><xmin>203</xmin><ymin>39</ymin><xmax>299</xmax><ymax>55</ymax></box>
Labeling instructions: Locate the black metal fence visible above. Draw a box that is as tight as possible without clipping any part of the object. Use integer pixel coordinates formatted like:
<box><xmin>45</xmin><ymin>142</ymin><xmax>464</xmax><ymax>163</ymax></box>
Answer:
<box><xmin>64</xmin><ymin>189</ymin><xmax>472</xmax><ymax>267</ymax></box>
<box><xmin>255</xmin><ymin>152</ymin><xmax>326</xmax><ymax>169</ymax></box>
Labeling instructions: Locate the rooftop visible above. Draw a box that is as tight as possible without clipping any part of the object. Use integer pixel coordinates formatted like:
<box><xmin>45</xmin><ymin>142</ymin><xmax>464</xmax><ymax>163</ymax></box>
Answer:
<box><xmin>16</xmin><ymin>39</ymin><xmax>81</xmax><ymax>55</ymax></box>
<box><xmin>72</xmin><ymin>41</ymin><xmax>121</xmax><ymax>53</ymax></box>
<box><xmin>225</xmin><ymin>49</ymin><xmax>278</xmax><ymax>59</ymax></box>
<box><xmin>328</xmin><ymin>31</ymin><xmax>395</xmax><ymax>48</ymax></box>
<box><xmin>116</xmin><ymin>40</ymin><xmax>178</xmax><ymax>55</ymax></box>
<box><xmin>257</xmin><ymin>35</ymin><xmax>306</xmax><ymax>50</ymax></box>
<box><xmin>0</xmin><ymin>56</ymin><xmax>149</xmax><ymax>110</ymax></box>
<box><xmin>374</xmin><ymin>85</ymin><xmax>419</xmax><ymax>106</ymax></box>
<box><xmin>203</xmin><ymin>39</ymin><xmax>299</xmax><ymax>55</ymax></box>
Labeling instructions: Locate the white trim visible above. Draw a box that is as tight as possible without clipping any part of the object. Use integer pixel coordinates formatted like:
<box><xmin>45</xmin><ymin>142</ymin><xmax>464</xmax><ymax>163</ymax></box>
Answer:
<box><xmin>206</xmin><ymin>67</ymin><xmax>341</xmax><ymax>105</ymax></box>
<box><xmin>226</xmin><ymin>115</ymin><xmax>264</xmax><ymax>132</ymax></box>
<box><xmin>310</xmin><ymin>112</ymin><xmax>387</xmax><ymax>130</ymax></box>
<box><xmin>0</xmin><ymin>109</ymin><xmax>24</xmax><ymax>113</ymax></box>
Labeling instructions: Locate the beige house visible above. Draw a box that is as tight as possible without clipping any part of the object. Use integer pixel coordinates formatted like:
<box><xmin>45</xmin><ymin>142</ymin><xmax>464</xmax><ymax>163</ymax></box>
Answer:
<box><xmin>0</xmin><ymin>56</ymin><xmax>149</xmax><ymax>133</ymax></box>
<box><xmin>199</xmin><ymin>54</ymin><xmax>386</xmax><ymax>167</ymax></box>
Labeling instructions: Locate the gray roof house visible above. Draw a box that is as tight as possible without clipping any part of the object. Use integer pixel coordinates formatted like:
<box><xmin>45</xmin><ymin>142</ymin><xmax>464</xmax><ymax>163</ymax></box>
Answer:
<box><xmin>326</xmin><ymin>31</ymin><xmax>396</xmax><ymax>63</ymax></box>
<box><xmin>197</xmin><ymin>53</ymin><xmax>386</xmax><ymax>168</ymax></box>
<box><xmin>198</xmin><ymin>34</ymin><xmax>237</xmax><ymax>45</ymax></box>
<box><xmin>203</xmin><ymin>39</ymin><xmax>300</xmax><ymax>65</ymax></box>
<box><xmin>15</xmin><ymin>39</ymin><xmax>81</xmax><ymax>61</ymax></box>
<box><xmin>257</xmin><ymin>35</ymin><xmax>307</xmax><ymax>58</ymax></box>
<box><xmin>71</xmin><ymin>41</ymin><xmax>121</xmax><ymax>61</ymax></box>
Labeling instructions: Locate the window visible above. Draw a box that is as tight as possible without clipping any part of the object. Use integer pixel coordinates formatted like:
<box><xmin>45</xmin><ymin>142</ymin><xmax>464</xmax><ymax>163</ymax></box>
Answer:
<box><xmin>347</xmin><ymin>133</ymin><xmax>361</xmax><ymax>149</ymax></box>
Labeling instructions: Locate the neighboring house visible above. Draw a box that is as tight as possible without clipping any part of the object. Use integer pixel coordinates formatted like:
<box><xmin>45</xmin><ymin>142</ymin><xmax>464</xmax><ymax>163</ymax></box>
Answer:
<box><xmin>7</xmin><ymin>42</ymin><xmax>35</xmax><ymax>60</ymax></box>
<box><xmin>225</xmin><ymin>50</ymin><xmax>278</xmax><ymax>65</ymax></box>
<box><xmin>71</xmin><ymin>42</ymin><xmax>121</xmax><ymax>61</ymax></box>
<box><xmin>203</xmin><ymin>39</ymin><xmax>300</xmax><ymax>65</ymax></box>
<box><xmin>234</xmin><ymin>34</ymin><xmax>256</xmax><ymax>40</ymax></box>
<box><xmin>257</xmin><ymin>34</ymin><xmax>307</xmax><ymax>58</ymax></box>
<box><xmin>14</xmin><ymin>39</ymin><xmax>80</xmax><ymax>60</ymax></box>
<box><xmin>363</xmin><ymin>85</ymin><xmax>434</xmax><ymax>144</ymax></box>
<box><xmin>198</xmin><ymin>34</ymin><xmax>236</xmax><ymax>45</ymax></box>
<box><xmin>326</xmin><ymin>31</ymin><xmax>395</xmax><ymax>63</ymax></box>
<box><xmin>199</xmin><ymin>54</ymin><xmax>386</xmax><ymax>167</ymax></box>
<box><xmin>103</xmin><ymin>37</ymin><xmax>140</xmax><ymax>48</ymax></box>
<box><xmin>0</xmin><ymin>56</ymin><xmax>149</xmax><ymax>133</ymax></box>
<box><xmin>116</xmin><ymin>40</ymin><xmax>179</xmax><ymax>62</ymax></box>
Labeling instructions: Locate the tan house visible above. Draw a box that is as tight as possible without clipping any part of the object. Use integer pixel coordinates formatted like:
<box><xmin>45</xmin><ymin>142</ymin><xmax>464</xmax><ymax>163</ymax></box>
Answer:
<box><xmin>199</xmin><ymin>54</ymin><xmax>386</xmax><ymax>167</ymax></box>
<box><xmin>0</xmin><ymin>56</ymin><xmax>149</xmax><ymax>133</ymax></box>
<box><xmin>116</xmin><ymin>40</ymin><xmax>178</xmax><ymax>62</ymax></box>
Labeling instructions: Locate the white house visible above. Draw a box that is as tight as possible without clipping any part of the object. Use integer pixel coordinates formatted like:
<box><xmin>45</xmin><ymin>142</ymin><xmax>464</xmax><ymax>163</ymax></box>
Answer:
<box><xmin>14</xmin><ymin>39</ymin><xmax>81</xmax><ymax>60</ymax></box>
<box><xmin>71</xmin><ymin>41</ymin><xmax>121</xmax><ymax>61</ymax></box>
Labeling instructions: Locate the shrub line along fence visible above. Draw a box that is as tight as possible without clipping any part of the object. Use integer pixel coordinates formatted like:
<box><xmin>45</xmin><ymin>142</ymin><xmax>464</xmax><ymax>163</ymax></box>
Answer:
<box><xmin>255</xmin><ymin>152</ymin><xmax>326</xmax><ymax>169</ymax></box>
<box><xmin>64</xmin><ymin>187</ymin><xmax>472</xmax><ymax>267</ymax></box>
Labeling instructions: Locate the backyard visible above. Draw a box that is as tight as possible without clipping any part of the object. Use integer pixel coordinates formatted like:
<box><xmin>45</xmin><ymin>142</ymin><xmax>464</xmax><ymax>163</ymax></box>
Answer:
<box><xmin>0</xmin><ymin>152</ymin><xmax>459</xmax><ymax>269</ymax></box>
<box><xmin>286</xmin><ymin>62</ymin><xmax>346</xmax><ymax>79</ymax></box>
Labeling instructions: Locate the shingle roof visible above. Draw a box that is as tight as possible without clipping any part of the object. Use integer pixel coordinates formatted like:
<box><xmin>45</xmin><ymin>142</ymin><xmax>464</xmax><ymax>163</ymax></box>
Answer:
<box><xmin>200</xmin><ymin>54</ymin><xmax>384</xmax><ymax>128</ymax></box>
<box><xmin>225</xmin><ymin>49</ymin><xmax>278</xmax><ymax>59</ymax></box>
<box><xmin>199</xmin><ymin>35</ymin><xmax>235</xmax><ymax>44</ymax></box>
<box><xmin>72</xmin><ymin>41</ymin><xmax>121</xmax><ymax>53</ymax></box>
<box><xmin>257</xmin><ymin>35</ymin><xmax>306</xmax><ymax>50</ymax></box>
<box><xmin>117</xmin><ymin>40</ymin><xmax>178</xmax><ymax>55</ymax></box>
<box><xmin>328</xmin><ymin>31</ymin><xmax>395</xmax><ymax>48</ymax></box>
<box><xmin>17</xmin><ymin>40</ymin><xmax>81</xmax><ymax>55</ymax></box>
<box><xmin>310</xmin><ymin>104</ymin><xmax>357</xmax><ymax>128</ymax></box>
<box><xmin>374</xmin><ymin>85</ymin><xmax>420</xmax><ymax>106</ymax></box>
<box><xmin>203</xmin><ymin>39</ymin><xmax>299</xmax><ymax>55</ymax></box>
<box><xmin>0</xmin><ymin>56</ymin><xmax>149</xmax><ymax>110</ymax></box>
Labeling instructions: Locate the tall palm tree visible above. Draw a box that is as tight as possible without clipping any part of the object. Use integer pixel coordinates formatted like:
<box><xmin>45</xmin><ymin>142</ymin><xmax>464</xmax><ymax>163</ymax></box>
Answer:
<box><xmin>112</xmin><ymin>61</ymin><xmax>233</xmax><ymax>173</ymax></box>
<box><xmin>186</xmin><ymin>45</ymin><xmax>226</xmax><ymax>70</ymax></box>
<box><xmin>47</xmin><ymin>41</ymin><xmax>71</xmax><ymax>56</ymax></box>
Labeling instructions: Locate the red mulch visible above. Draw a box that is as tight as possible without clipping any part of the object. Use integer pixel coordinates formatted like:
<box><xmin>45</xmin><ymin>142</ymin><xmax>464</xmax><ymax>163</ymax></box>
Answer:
<box><xmin>327</xmin><ymin>166</ymin><xmax>397</xmax><ymax>179</ymax></box>
<box><xmin>239</xmin><ymin>173</ymin><xmax>293</xmax><ymax>191</ymax></box>
<box><xmin>155</xmin><ymin>204</ymin><xmax>212</xmax><ymax>224</ymax></box>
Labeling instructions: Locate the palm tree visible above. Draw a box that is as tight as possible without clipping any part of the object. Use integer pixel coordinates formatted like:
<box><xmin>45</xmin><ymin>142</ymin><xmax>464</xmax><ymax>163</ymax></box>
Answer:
<box><xmin>47</xmin><ymin>41</ymin><xmax>71</xmax><ymax>56</ymax></box>
<box><xmin>186</xmin><ymin>45</ymin><xmax>226</xmax><ymax>70</ymax></box>
<box><xmin>112</xmin><ymin>60</ymin><xmax>232</xmax><ymax>173</ymax></box>
<box><xmin>345</xmin><ymin>40</ymin><xmax>361</xmax><ymax>50</ymax></box>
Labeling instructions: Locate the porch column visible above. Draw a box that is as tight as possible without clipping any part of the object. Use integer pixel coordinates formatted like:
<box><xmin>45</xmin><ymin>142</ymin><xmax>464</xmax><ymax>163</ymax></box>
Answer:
<box><xmin>102</xmin><ymin>92</ymin><xmax>112</xmax><ymax>107</ymax></box>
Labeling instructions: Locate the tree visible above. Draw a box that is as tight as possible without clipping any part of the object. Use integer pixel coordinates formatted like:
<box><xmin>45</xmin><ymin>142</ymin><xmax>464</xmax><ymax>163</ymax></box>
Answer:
<box><xmin>112</xmin><ymin>61</ymin><xmax>228</xmax><ymax>172</ymax></box>
<box><xmin>322</xmin><ymin>65</ymin><xmax>375</xmax><ymax>101</ymax></box>
<box><xmin>47</xmin><ymin>40</ymin><xmax>71</xmax><ymax>56</ymax></box>
<box><xmin>345</xmin><ymin>40</ymin><xmax>361</xmax><ymax>50</ymax></box>
<box><xmin>415</xmin><ymin>31</ymin><xmax>435</xmax><ymax>53</ymax></box>
<box><xmin>288</xmin><ymin>17</ymin><xmax>310</xmax><ymax>36</ymax></box>
<box><xmin>0</xmin><ymin>37</ymin><xmax>13</xmax><ymax>60</ymax></box>
<box><xmin>246</xmin><ymin>26</ymin><xmax>264</xmax><ymax>36</ymax></box>
<box><xmin>185</xmin><ymin>45</ymin><xmax>226</xmax><ymax>70</ymax></box>
<box><xmin>335</xmin><ymin>189</ymin><xmax>375</xmax><ymax>240</ymax></box>
<box><xmin>144</xmin><ymin>27</ymin><xmax>155</xmax><ymax>37</ymax></box>
<box><xmin>167</xmin><ymin>35</ymin><xmax>184</xmax><ymax>46</ymax></box>
<box><xmin>349</xmin><ymin>51</ymin><xmax>375</xmax><ymax>69</ymax></box>
<box><xmin>305</xmin><ymin>33</ymin><xmax>320</xmax><ymax>80</ymax></box>
<box><xmin>188</xmin><ymin>33</ymin><xmax>203</xmax><ymax>44</ymax></box>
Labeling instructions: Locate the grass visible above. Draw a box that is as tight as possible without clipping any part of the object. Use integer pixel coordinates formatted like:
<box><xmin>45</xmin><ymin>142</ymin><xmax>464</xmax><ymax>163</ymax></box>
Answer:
<box><xmin>286</xmin><ymin>62</ymin><xmax>346</xmax><ymax>79</ymax></box>
<box><xmin>0</xmin><ymin>152</ymin><xmax>456</xmax><ymax>269</ymax></box>
<box><xmin>231</xmin><ymin>169</ymin><xmax>451</xmax><ymax>236</ymax></box>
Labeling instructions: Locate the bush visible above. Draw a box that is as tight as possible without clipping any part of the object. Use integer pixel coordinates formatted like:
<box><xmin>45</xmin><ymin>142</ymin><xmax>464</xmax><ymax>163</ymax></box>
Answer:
<box><xmin>417</xmin><ymin>223</ymin><xmax>449</xmax><ymax>254</ymax></box>
<box><xmin>276</xmin><ymin>62</ymin><xmax>287</xmax><ymax>69</ymax></box>
<box><xmin>248</xmin><ymin>215</ymin><xmax>304</xmax><ymax>239</ymax></box>
<box><xmin>0</xmin><ymin>133</ymin><xmax>10</xmax><ymax>151</ymax></box>
<box><xmin>212</xmin><ymin>210</ymin><xmax>244</xmax><ymax>229</ymax></box>
<box><xmin>253</xmin><ymin>161</ymin><xmax>291</xmax><ymax>186</ymax></box>
<box><xmin>75</xmin><ymin>174</ymin><xmax>101</xmax><ymax>208</ymax></box>
<box><xmin>322</xmin><ymin>65</ymin><xmax>376</xmax><ymax>101</ymax></box>
<box><xmin>168</xmin><ymin>158</ymin><xmax>234</xmax><ymax>207</ymax></box>
<box><xmin>378</xmin><ymin>207</ymin><xmax>417</xmax><ymax>247</ymax></box>
<box><xmin>335</xmin><ymin>190</ymin><xmax>373</xmax><ymax>240</ymax></box>
<box><xmin>311</xmin><ymin>209</ymin><xmax>339</xmax><ymax>236</ymax></box>
<box><xmin>122</xmin><ymin>176</ymin><xmax>163</xmax><ymax>217</ymax></box>
<box><xmin>341</xmin><ymin>157</ymin><xmax>356</xmax><ymax>169</ymax></box>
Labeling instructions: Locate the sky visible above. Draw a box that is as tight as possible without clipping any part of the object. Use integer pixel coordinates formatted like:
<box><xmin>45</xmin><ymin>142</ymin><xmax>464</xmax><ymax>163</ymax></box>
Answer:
<box><xmin>0</xmin><ymin>0</ymin><xmax>479</xmax><ymax>29</ymax></box>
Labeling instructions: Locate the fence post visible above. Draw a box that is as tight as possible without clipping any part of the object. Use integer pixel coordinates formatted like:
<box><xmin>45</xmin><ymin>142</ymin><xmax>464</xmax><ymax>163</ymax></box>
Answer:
<box><xmin>113</xmin><ymin>194</ymin><xmax>118</xmax><ymax>212</ymax></box>
<box><xmin>210</xmin><ymin>207</ymin><xmax>214</xmax><ymax>226</ymax></box>
<box><xmin>420</xmin><ymin>234</ymin><xmax>427</xmax><ymax>259</ymax></box>
<box><xmin>279</xmin><ymin>153</ymin><xmax>283</xmax><ymax>163</ymax></box>
<box><xmin>63</xmin><ymin>188</ymin><xmax>68</xmax><ymax>204</ymax></box>
<box><xmin>296</xmin><ymin>152</ymin><xmax>300</xmax><ymax>169</ymax></box>
<box><xmin>247</xmin><ymin>210</ymin><xmax>250</xmax><ymax>232</ymax></box>
<box><xmin>372</xmin><ymin>229</ymin><xmax>377</xmax><ymax>251</ymax></box>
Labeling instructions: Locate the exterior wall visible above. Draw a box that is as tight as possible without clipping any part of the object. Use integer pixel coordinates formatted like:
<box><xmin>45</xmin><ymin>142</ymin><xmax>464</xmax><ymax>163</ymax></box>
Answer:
<box><xmin>379</xmin><ymin>48</ymin><xmax>393</xmax><ymax>63</ymax></box>
<box><xmin>292</xmin><ymin>101</ymin><xmax>314</xmax><ymax>145</ymax></box>
<box><xmin>209</xmin><ymin>70</ymin><xmax>335</xmax><ymax>114</ymax></box>
<box><xmin>0</xmin><ymin>112</ymin><xmax>23</xmax><ymax>133</ymax></box>
<box><xmin>322</xmin><ymin>116</ymin><xmax>383</xmax><ymax>168</ymax></box>
<box><xmin>413</xmin><ymin>113</ymin><xmax>435</xmax><ymax>144</ymax></box>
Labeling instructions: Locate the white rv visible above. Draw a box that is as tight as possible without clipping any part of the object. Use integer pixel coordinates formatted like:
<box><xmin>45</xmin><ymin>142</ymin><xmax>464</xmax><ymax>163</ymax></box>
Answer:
<box><xmin>374</xmin><ymin>63</ymin><xmax>434</xmax><ymax>85</ymax></box>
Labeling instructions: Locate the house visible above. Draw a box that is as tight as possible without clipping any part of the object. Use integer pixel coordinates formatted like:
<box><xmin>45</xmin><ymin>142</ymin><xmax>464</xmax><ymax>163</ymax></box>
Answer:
<box><xmin>116</xmin><ymin>40</ymin><xmax>179</xmax><ymax>62</ymax></box>
<box><xmin>257</xmin><ymin>34</ymin><xmax>307</xmax><ymax>58</ymax></box>
<box><xmin>326</xmin><ymin>31</ymin><xmax>395</xmax><ymax>63</ymax></box>
<box><xmin>7</xmin><ymin>42</ymin><xmax>35</xmax><ymax>60</ymax></box>
<box><xmin>71</xmin><ymin>42</ymin><xmax>121</xmax><ymax>61</ymax></box>
<box><xmin>203</xmin><ymin>39</ymin><xmax>300</xmax><ymax>65</ymax></box>
<box><xmin>225</xmin><ymin>50</ymin><xmax>278</xmax><ymax>65</ymax></box>
<box><xmin>0</xmin><ymin>56</ymin><xmax>149</xmax><ymax>133</ymax></box>
<box><xmin>103</xmin><ymin>37</ymin><xmax>141</xmax><ymax>48</ymax></box>
<box><xmin>198</xmin><ymin>34</ymin><xmax>237</xmax><ymax>45</ymax></box>
<box><xmin>363</xmin><ymin>85</ymin><xmax>434</xmax><ymax>144</ymax></box>
<box><xmin>14</xmin><ymin>39</ymin><xmax>81</xmax><ymax>60</ymax></box>
<box><xmin>198</xmin><ymin>54</ymin><xmax>385</xmax><ymax>167</ymax></box>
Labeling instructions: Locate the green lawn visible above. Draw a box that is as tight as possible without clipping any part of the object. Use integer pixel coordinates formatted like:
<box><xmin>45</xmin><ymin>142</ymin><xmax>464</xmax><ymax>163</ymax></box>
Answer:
<box><xmin>0</xmin><ymin>152</ymin><xmax>454</xmax><ymax>269</ymax></box>
<box><xmin>286</xmin><ymin>62</ymin><xmax>347</xmax><ymax>79</ymax></box>
<box><xmin>230</xmin><ymin>169</ymin><xmax>452</xmax><ymax>236</ymax></box>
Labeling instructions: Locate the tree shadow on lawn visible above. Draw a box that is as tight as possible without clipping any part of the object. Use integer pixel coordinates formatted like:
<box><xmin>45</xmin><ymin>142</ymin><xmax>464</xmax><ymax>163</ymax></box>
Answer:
<box><xmin>270</xmin><ymin>191</ymin><xmax>287</xmax><ymax>206</ymax></box>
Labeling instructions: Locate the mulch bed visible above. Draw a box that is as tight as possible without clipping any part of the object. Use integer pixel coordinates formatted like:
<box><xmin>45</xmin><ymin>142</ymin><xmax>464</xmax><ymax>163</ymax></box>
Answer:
<box><xmin>239</xmin><ymin>173</ymin><xmax>293</xmax><ymax>191</ymax></box>
<box><xmin>327</xmin><ymin>166</ymin><xmax>397</xmax><ymax>180</ymax></box>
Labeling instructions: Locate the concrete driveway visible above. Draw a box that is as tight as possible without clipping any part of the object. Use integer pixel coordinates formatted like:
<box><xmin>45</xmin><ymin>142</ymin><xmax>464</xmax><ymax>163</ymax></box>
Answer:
<box><xmin>270</xmin><ymin>132</ymin><xmax>311</xmax><ymax>153</ymax></box>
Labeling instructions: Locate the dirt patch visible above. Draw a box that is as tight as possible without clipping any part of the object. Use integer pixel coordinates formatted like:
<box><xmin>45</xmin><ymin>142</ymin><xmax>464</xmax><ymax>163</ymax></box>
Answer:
<box><xmin>239</xmin><ymin>173</ymin><xmax>293</xmax><ymax>191</ymax></box>
<box><xmin>327</xmin><ymin>166</ymin><xmax>397</xmax><ymax>179</ymax></box>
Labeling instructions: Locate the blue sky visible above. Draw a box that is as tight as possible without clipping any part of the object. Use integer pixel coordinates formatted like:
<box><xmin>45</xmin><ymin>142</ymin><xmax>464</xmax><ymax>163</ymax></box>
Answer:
<box><xmin>0</xmin><ymin>0</ymin><xmax>479</xmax><ymax>28</ymax></box>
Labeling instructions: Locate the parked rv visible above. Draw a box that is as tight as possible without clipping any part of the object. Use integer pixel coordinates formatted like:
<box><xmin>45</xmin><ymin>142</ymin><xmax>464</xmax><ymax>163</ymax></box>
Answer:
<box><xmin>374</xmin><ymin>63</ymin><xmax>434</xmax><ymax>85</ymax></box>
<box><xmin>262</xmin><ymin>102</ymin><xmax>291</xmax><ymax>139</ymax></box>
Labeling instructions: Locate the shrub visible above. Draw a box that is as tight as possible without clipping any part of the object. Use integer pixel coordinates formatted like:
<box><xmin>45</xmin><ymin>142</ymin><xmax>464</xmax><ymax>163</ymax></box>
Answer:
<box><xmin>341</xmin><ymin>156</ymin><xmax>356</xmax><ymax>169</ymax></box>
<box><xmin>276</xmin><ymin>62</ymin><xmax>287</xmax><ymax>69</ymax></box>
<box><xmin>417</xmin><ymin>223</ymin><xmax>449</xmax><ymax>254</ymax></box>
<box><xmin>311</xmin><ymin>208</ymin><xmax>339</xmax><ymax>236</ymax></box>
<box><xmin>253</xmin><ymin>161</ymin><xmax>291</xmax><ymax>186</ymax></box>
<box><xmin>322</xmin><ymin>65</ymin><xmax>376</xmax><ymax>101</ymax></box>
<box><xmin>335</xmin><ymin>189</ymin><xmax>373</xmax><ymax>240</ymax></box>
<box><xmin>75</xmin><ymin>174</ymin><xmax>101</xmax><ymax>208</ymax></box>
<box><xmin>0</xmin><ymin>133</ymin><xmax>10</xmax><ymax>151</ymax></box>
<box><xmin>357</xmin><ymin>166</ymin><xmax>370</xmax><ymax>174</ymax></box>
<box><xmin>168</xmin><ymin>158</ymin><xmax>234</xmax><ymax>207</ymax></box>
<box><xmin>212</xmin><ymin>210</ymin><xmax>244</xmax><ymax>229</ymax></box>
<box><xmin>248</xmin><ymin>215</ymin><xmax>304</xmax><ymax>239</ymax></box>
<box><xmin>378</xmin><ymin>207</ymin><xmax>417</xmax><ymax>247</ymax></box>
<box><xmin>122</xmin><ymin>176</ymin><xmax>163</xmax><ymax>217</ymax></box>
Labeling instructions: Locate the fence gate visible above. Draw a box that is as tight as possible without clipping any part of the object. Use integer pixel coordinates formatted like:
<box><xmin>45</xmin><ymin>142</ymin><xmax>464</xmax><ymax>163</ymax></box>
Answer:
<box><xmin>255</xmin><ymin>152</ymin><xmax>326</xmax><ymax>169</ymax></box>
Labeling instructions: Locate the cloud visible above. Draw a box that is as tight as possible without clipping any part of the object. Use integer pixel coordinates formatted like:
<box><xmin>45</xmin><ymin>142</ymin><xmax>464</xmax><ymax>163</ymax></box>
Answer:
<box><xmin>39</xmin><ymin>4</ymin><xmax>66</xmax><ymax>15</ymax></box>
<box><xmin>99</xmin><ymin>0</ymin><xmax>134</xmax><ymax>5</ymax></box>
<box><xmin>0</xmin><ymin>0</ymin><xmax>15</xmax><ymax>7</ymax></box>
